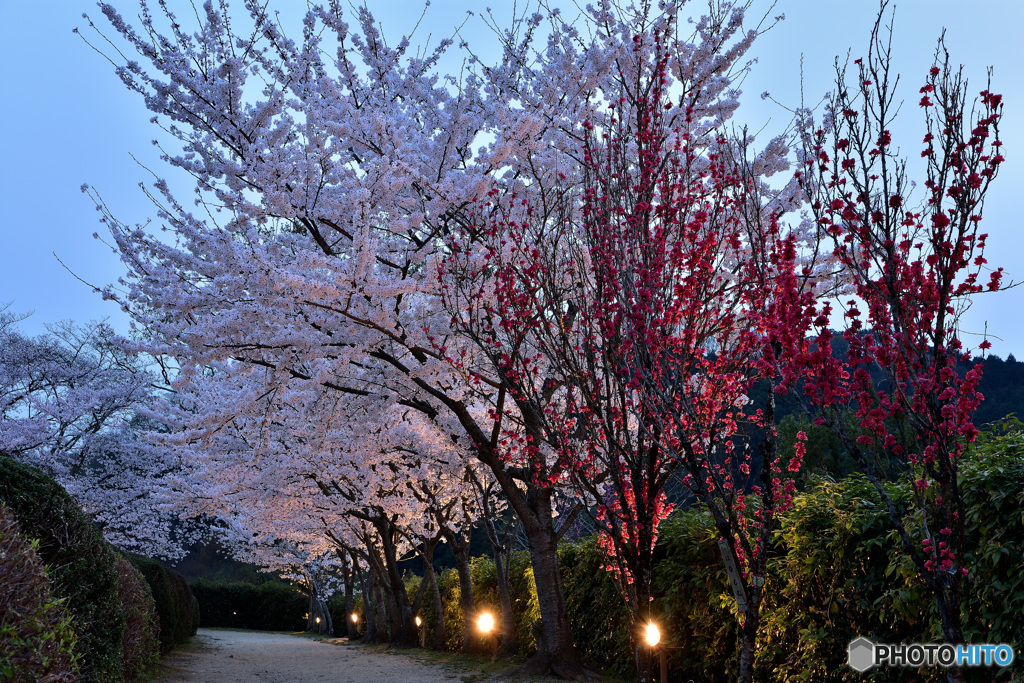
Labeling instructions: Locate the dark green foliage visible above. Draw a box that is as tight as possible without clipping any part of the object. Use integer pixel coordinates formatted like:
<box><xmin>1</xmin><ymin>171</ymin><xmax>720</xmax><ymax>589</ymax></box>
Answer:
<box><xmin>971</xmin><ymin>354</ymin><xmax>1024</xmax><ymax>427</ymax></box>
<box><xmin>327</xmin><ymin>593</ymin><xmax>363</xmax><ymax>635</ymax></box>
<box><xmin>755</xmin><ymin>475</ymin><xmax>929</xmax><ymax>682</ymax></box>
<box><xmin>958</xmin><ymin>426</ymin><xmax>1024</xmax><ymax>650</ymax></box>
<box><xmin>558</xmin><ymin>538</ymin><xmax>633</xmax><ymax>676</ymax></box>
<box><xmin>171</xmin><ymin>539</ymin><xmax>281</xmax><ymax>583</ymax></box>
<box><xmin>126</xmin><ymin>553</ymin><xmax>199</xmax><ymax>654</ymax></box>
<box><xmin>112</xmin><ymin>554</ymin><xmax>160</xmax><ymax>681</ymax></box>
<box><xmin>552</xmin><ymin>428</ymin><xmax>1024</xmax><ymax>681</ymax></box>
<box><xmin>0</xmin><ymin>457</ymin><xmax>125</xmax><ymax>682</ymax></box>
<box><xmin>0</xmin><ymin>503</ymin><xmax>79</xmax><ymax>682</ymax></box>
<box><xmin>189</xmin><ymin>579</ymin><xmax>306</xmax><ymax>631</ymax></box>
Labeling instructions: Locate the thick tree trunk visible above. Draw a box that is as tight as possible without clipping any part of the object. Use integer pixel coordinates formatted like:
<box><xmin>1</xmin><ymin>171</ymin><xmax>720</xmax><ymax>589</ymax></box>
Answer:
<box><xmin>416</xmin><ymin>536</ymin><xmax>444</xmax><ymax>650</ymax></box>
<box><xmin>500</xmin><ymin>489</ymin><xmax>599</xmax><ymax>681</ymax></box>
<box><xmin>373</xmin><ymin>518</ymin><xmax>419</xmax><ymax>647</ymax></box>
<box><xmin>373</xmin><ymin>572</ymin><xmax>388</xmax><ymax>641</ymax></box>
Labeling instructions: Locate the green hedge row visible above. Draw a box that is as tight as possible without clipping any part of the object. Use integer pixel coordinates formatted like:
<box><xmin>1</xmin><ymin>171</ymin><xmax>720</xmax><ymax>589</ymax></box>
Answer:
<box><xmin>190</xmin><ymin>579</ymin><xmax>306</xmax><ymax>631</ymax></box>
<box><xmin>0</xmin><ymin>502</ymin><xmax>80</xmax><ymax>682</ymax></box>
<box><xmin>126</xmin><ymin>553</ymin><xmax>199</xmax><ymax>654</ymax></box>
<box><xmin>556</xmin><ymin>431</ymin><xmax>1024</xmax><ymax>681</ymax></box>
<box><xmin>0</xmin><ymin>457</ymin><xmax>128</xmax><ymax>681</ymax></box>
<box><xmin>0</xmin><ymin>457</ymin><xmax>198</xmax><ymax>682</ymax></box>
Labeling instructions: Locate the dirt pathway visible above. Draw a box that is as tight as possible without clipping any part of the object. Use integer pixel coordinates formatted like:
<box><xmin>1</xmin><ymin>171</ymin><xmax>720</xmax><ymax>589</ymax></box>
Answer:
<box><xmin>157</xmin><ymin>628</ymin><xmax>464</xmax><ymax>683</ymax></box>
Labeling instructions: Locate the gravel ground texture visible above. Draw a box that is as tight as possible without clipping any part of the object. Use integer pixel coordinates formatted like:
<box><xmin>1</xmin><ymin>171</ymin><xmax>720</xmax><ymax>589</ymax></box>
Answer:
<box><xmin>156</xmin><ymin>628</ymin><xmax>465</xmax><ymax>683</ymax></box>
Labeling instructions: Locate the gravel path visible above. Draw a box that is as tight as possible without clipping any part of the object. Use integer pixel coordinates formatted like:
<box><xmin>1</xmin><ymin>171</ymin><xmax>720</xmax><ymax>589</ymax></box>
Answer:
<box><xmin>157</xmin><ymin>629</ymin><xmax>465</xmax><ymax>683</ymax></box>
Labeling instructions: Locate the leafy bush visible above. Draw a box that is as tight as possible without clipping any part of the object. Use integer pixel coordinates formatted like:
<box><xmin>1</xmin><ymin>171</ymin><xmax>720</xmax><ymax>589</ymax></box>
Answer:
<box><xmin>190</xmin><ymin>579</ymin><xmax>306</xmax><ymax>631</ymax></box>
<box><xmin>558</xmin><ymin>537</ymin><xmax>633</xmax><ymax>676</ymax></box>
<box><xmin>425</xmin><ymin>553</ymin><xmax>540</xmax><ymax>655</ymax></box>
<box><xmin>327</xmin><ymin>592</ymin><xmax>363</xmax><ymax>636</ymax></box>
<box><xmin>113</xmin><ymin>555</ymin><xmax>159</xmax><ymax>680</ymax></box>
<box><xmin>554</xmin><ymin>428</ymin><xmax>1024</xmax><ymax>681</ymax></box>
<box><xmin>126</xmin><ymin>553</ymin><xmax>199</xmax><ymax>654</ymax></box>
<box><xmin>0</xmin><ymin>503</ymin><xmax>79</xmax><ymax>682</ymax></box>
<box><xmin>0</xmin><ymin>457</ymin><xmax>125</xmax><ymax>682</ymax></box>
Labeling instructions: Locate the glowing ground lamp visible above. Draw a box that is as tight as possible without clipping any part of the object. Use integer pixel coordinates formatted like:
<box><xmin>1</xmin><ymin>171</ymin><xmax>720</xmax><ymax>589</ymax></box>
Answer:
<box><xmin>350</xmin><ymin>612</ymin><xmax>360</xmax><ymax>638</ymax></box>
<box><xmin>316</xmin><ymin>615</ymin><xmax>321</xmax><ymax>634</ymax></box>
<box><xmin>645</xmin><ymin>622</ymin><xmax>667</xmax><ymax>683</ymax></box>
<box><xmin>477</xmin><ymin>611</ymin><xmax>499</xmax><ymax>658</ymax></box>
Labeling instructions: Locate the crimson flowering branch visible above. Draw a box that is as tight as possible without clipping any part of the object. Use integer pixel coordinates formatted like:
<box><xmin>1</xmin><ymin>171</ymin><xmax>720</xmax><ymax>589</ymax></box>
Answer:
<box><xmin>796</xmin><ymin>7</ymin><xmax>1006</xmax><ymax>654</ymax></box>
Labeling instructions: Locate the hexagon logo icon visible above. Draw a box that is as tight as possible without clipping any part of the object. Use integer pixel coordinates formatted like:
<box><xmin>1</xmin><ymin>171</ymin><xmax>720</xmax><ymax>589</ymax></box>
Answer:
<box><xmin>848</xmin><ymin>637</ymin><xmax>876</xmax><ymax>672</ymax></box>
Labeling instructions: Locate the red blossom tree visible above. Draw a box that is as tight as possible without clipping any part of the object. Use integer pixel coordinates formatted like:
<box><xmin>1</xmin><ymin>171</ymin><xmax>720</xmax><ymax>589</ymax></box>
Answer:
<box><xmin>796</xmin><ymin>11</ymin><xmax>1006</xmax><ymax>680</ymax></box>
<box><xmin>440</xmin><ymin>20</ymin><xmax>826</xmax><ymax>681</ymax></box>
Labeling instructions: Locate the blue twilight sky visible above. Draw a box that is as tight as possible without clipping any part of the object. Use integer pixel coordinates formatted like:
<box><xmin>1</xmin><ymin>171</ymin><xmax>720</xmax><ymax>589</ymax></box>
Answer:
<box><xmin>1</xmin><ymin>1</ymin><xmax>1022</xmax><ymax>354</ymax></box>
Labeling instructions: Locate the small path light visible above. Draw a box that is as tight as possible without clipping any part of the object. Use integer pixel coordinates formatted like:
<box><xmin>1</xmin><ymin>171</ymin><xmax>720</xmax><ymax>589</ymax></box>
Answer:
<box><xmin>316</xmin><ymin>616</ymin><xmax>321</xmax><ymax>634</ymax></box>
<box><xmin>644</xmin><ymin>622</ymin><xmax>667</xmax><ymax>683</ymax></box>
<box><xmin>476</xmin><ymin>611</ymin><xmax>494</xmax><ymax>634</ymax></box>
<box><xmin>644</xmin><ymin>622</ymin><xmax>660</xmax><ymax>647</ymax></box>
<box><xmin>476</xmin><ymin>611</ymin><xmax>499</xmax><ymax>658</ymax></box>
<box><xmin>415</xmin><ymin>615</ymin><xmax>425</xmax><ymax>647</ymax></box>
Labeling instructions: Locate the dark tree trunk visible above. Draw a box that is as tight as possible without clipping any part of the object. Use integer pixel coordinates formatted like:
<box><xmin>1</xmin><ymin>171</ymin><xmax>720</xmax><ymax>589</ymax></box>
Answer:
<box><xmin>425</xmin><ymin>556</ymin><xmax>445</xmax><ymax>650</ymax></box>
<box><xmin>445</xmin><ymin>531</ymin><xmax>477</xmax><ymax>653</ymax></box>
<box><xmin>361</xmin><ymin>565</ymin><xmax>377</xmax><ymax>644</ymax></box>
<box><xmin>493</xmin><ymin>545</ymin><xmax>515</xmax><ymax>655</ymax></box>
<box><xmin>344</xmin><ymin>553</ymin><xmax>359</xmax><ymax>639</ymax></box>
<box><xmin>500</xmin><ymin>485</ymin><xmax>599</xmax><ymax>681</ymax></box>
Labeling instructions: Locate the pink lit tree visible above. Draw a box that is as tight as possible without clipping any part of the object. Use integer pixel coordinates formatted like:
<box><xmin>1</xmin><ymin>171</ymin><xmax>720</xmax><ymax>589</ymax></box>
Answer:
<box><xmin>83</xmin><ymin>1</ymin><xmax>775</xmax><ymax>676</ymax></box>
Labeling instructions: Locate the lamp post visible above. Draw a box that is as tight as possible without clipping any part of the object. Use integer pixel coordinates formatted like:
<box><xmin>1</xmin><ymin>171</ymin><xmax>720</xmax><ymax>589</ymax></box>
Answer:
<box><xmin>350</xmin><ymin>612</ymin><xmax>359</xmax><ymax>639</ymax></box>
<box><xmin>316</xmin><ymin>616</ymin><xmax>321</xmax><ymax>635</ymax></box>
<box><xmin>415</xmin><ymin>615</ymin><xmax>425</xmax><ymax>647</ymax></box>
<box><xmin>476</xmin><ymin>611</ymin><xmax>498</xmax><ymax>659</ymax></box>
<box><xmin>644</xmin><ymin>622</ymin><xmax>667</xmax><ymax>683</ymax></box>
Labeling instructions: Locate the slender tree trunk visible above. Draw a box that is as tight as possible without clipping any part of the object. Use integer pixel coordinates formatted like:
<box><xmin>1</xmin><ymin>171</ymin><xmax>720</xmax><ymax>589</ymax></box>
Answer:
<box><xmin>344</xmin><ymin>553</ymin><xmax>358</xmax><ymax>639</ymax></box>
<box><xmin>493</xmin><ymin>546</ymin><xmax>515</xmax><ymax>655</ymax></box>
<box><xmin>445</xmin><ymin>533</ymin><xmax>477</xmax><ymax>653</ymax></box>
<box><xmin>361</xmin><ymin>565</ymin><xmax>377</xmax><ymax>644</ymax></box>
<box><xmin>425</xmin><ymin>557</ymin><xmax>445</xmax><ymax>650</ymax></box>
<box><xmin>373</xmin><ymin>571</ymin><xmax>388</xmax><ymax>641</ymax></box>
<box><xmin>737</xmin><ymin>595</ymin><xmax>761</xmax><ymax>683</ymax></box>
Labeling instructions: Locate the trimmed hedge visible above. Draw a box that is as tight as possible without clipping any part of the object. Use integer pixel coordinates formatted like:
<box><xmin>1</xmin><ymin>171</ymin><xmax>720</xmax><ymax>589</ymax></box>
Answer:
<box><xmin>0</xmin><ymin>503</ymin><xmax>79</xmax><ymax>682</ymax></box>
<box><xmin>127</xmin><ymin>553</ymin><xmax>199</xmax><ymax>654</ymax></box>
<box><xmin>190</xmin><ymin>579</ymin><xmax>306</xmax><ymax>631</ymax></box>
<box><xmin>0</xmin><ymin>457</ymin><xmax>125</xmax><ymax>682</ymax></box>
<box><xmin>113</xmin><ymin>554</ymin><xmax>160</xmax><ymax>679</ymax></box>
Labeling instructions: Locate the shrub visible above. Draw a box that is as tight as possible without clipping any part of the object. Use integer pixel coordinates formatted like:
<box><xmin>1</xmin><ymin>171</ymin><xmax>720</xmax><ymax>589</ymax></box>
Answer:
<box><xmin>559</xmin><ymin>537</ymin><xmax>633</xmax><ymax>677</ymax></box>
<box><xmin>126</xmin><ymin>553</ymin><xmax>199</xmax><ymax>654</ymax></box>
<box><xmin>0</xmin><ymin>503</ymin><xmax>79</xmax><ymax>682</ymax></box>
<box><xmin>0</xmin><ymin>457</ymin><xmax>125</xmax><ymax>682</ymax></box>
<box><xmin>555</xmin><ymin>427</ymin><xmax>1024</xmax><ymax>681</ymax></box>
<box><xmin>113</xmin><ymin>555</ymin><xmax>159</xmax><ymax>680</ymax></box>
<box><xmin>429</xmin><ymin>553</ymin><xmax>540</xmax><ymax>656</ymax></box>
<box><xmin>189</xmin><ymin>579</ymin><xmax>306</xmax><ymax>631</ymax></box>
<box><xmin>327</xmin><ymin>592</ymin><xmax>363</xmax><ymax>637</ymax></box>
